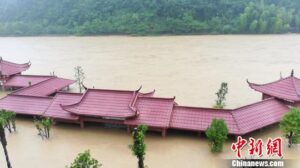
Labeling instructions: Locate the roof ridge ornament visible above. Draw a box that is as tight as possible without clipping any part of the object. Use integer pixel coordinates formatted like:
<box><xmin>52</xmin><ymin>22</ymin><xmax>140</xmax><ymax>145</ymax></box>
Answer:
<box><xmin>82</xmin><ymin>82</ymin><xmax>88</xmax><ymax>91</ymax></box>
<box><xmin>291</xmin><ymin>69</ymin><xmax>294</xmax><ymax>77</ymax></box>
<box><xmin>136</xmin><ymin>85</ymin><xmax>142</xmax><ymax>92</ymax></box>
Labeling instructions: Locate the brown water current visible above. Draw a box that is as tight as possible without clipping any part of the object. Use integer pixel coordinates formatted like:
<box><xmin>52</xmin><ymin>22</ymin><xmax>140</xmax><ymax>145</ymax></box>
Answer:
<box><xmin>0</xmin><ymin>35</ymin><xmax>300</xmax><ymax>167</ymax></box>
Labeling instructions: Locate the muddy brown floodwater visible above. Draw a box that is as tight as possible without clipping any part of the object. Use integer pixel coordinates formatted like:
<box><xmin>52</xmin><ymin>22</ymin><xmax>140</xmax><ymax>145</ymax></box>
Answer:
<box><xmin>0</xmin><ymin>35</ymin><xmax>300</xmax><ymax>168</ymax></box>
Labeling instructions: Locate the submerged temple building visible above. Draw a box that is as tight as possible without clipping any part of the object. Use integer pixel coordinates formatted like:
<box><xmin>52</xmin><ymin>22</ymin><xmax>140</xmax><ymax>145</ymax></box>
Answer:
<box><xmin>0</xmin><ymin>57</ymin><xmax>31</xmax><ymax>88</ymax></box>
<box><xmin>0</xmin><ymin>58</ymin><xmax>295</xmax><ymax>136</ymax></box>
<box><xmin>248</xmin><ymin>71</ymin><xmax>300</xmax><ymax>107</ymax></box>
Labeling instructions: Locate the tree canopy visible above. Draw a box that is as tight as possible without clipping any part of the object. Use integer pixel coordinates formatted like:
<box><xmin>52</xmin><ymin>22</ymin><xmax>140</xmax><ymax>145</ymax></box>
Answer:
<box><xmin>129</xmin><ymin>125</ymin><xmax>147</xmax><ymax>168</ymax></box>
<box><xmin>67</xmin><ymin>150</ymin><xmax>102</xmax><ymax>168</ymax></box>
<box><xmin>206</xmin><ymin>119</ymin><xmax>228</xmax><ymax>153</ymax></box>
<box><xmin>1</xmin><ymin>0</ymin><xmax>300</xmax><ymax>36</ymax></box>
<box><xmin>280</xmin><ymin>108</ymin><xmax>300</xmax><ymax>148</ymax></box>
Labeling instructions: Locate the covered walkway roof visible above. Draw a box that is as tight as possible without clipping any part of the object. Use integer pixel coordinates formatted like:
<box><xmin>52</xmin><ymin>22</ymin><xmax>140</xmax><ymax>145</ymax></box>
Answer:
<box><xmin>11</xmin><ymin>77</ymin><xmax>75</xmax><ymax>97</ymax></box>
<box><xmin>0</xmin><ymin>58</ymin><xmax>31</xmax><ymax>77</ymax></box>
<box><xmin>170</xmin><ymin>106</ymin><xmax>240</xmax><ymax>134</ymax></box>
<box><xmin>0</xmin><ymin>94</ymin><xmax>52</xmax><ymax>116</ymax></box>
<box><xmin>170</xmin><ymin>98</ymin><xmax>289</xmax><ymax>135</ymax></box>
<box><xmin>232</xmin><ymin>98</ymin><xmax>289</xmax><ymax>135</ymax></box>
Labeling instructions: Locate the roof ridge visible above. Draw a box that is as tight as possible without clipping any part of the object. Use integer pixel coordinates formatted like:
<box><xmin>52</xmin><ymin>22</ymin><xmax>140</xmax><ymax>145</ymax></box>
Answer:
<box><xmin>247</xmin><ymin>76</ymin><xmax>292</xmax><ymax>87</ymax></box>
<box><xmin>6</xmin><ymin>94</ymin><xmax>53</xmax><ymax>99</ymax></box>
<box><xmin>174</xmin><ymin>105</ymin><xmax>233</xmax><ymax>111</ymax></box>
<box><xmin>86</xmin><ymin>88</ymin><xmax>136</xmax><ymax>93</ymax></box>
<box><xmin>232</xmin><ymin>97</ymin><xmax>276</xmax><ymax>111</ymax></box>
<box><xmin>56</xmin><ymin>91</ymin><xmax>83</xmax><ymax>96</ymax></box>
<box><xmin>2</xmin><ymin>60</ymin><xmax>31</xmax><ymax>68</ymax></box>
<box><xmin>167</xmin><ymin>102</ymin><xmax>176</xmax><ymax>128</ymax></box>
<box><xmin>13</xmin><ymin>74</ymin><xmax>54</xmax><ymax>78</ymax></box>
<box><xmin>138</xmin><ymin>96</ymin><xmax>176</xmax><ymax>101</ymax></box>
<box><xmin>128</xmin><ymin>89</ymin><xmax>156</xmax><ymax>115</ymax></box>
<box><xmin>61</xmin><ymin>89</ymin><xmax>90</xmax><ymax>111</ymax></box>
<box><xmin>42</xmin><ymin>94</ymin><xmax>57</xmax><ymax>116</ymax></box>
<box><xmin>230</xmin><ymin>110</ymin><xmax>242</xmax><ymax>135</ymax></box>
<box><xmin>128</xmin><ymin>91</ymin><xmax>141</xmax><ymax>118</ymax></box>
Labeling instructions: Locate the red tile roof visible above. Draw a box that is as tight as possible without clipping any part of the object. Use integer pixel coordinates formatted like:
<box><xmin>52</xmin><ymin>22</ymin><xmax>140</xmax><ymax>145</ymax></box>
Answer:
<box><xmin>62</xmin><ymin>88</ymin><xmax>141</xmax><ymax>119</ymax></box>
<box><xmin>11</xmin><ymin>77</ymin><xmax>75</xmax><ymax>97</ymax></box>
<box><xmin>0</xmin><ymin>58</ymin><xmax>31</xmax><ymax>76</ymax></box>
<box><xmin>5</xmin><ymin>75</ymin><xmax>52</xmax><ymax>88</ymax></box>
<box><xmin>43</xmin><ymin>92</ymin><xmax>82</xmax><ymax>121</ymax></box>
<box><xmin>170</xmin><ymin>106</ymin><xmax>240</xmax><ymax>134</ymax></box>
<box><xmin>232</xmin><ymin>98</ymin><xmax>289</xmax><ymax>135</ymax></box>
<box><xmin>0</xmin><ymin>95</ymin><xmax>52</xmax><ymax>116</ymax></box>
<box><xmin>125</xmin><ymin>96</ymin><xmax>175</xmax><ymax>128</ymax></box>
<box><xmin>248</xmin><ymin>75</ymin><xmax>300</xmax><ymax>101</ymax></box>
<box><xmin>170</xmin><ymin>98</ymin><xmax>289</xmax><ymax>135</ymax></box>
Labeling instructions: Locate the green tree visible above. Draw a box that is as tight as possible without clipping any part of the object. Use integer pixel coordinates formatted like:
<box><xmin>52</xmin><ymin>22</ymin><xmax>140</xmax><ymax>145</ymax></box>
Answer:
<box><xmin>214</xmin><ymin>82</ymin><xmax>228</xmax><ymax>109</ymax></box>
<box><xmin>34</xmin><ymin>117</ymin><xmax>53</xmax><ymax>139</ymax></box>
<box><xmin>67</xmin><ymin>150</ymin><xmax>101</xmax><ymax>168</ymax></box>
<box><xmin>280</xmin><ymin>108</ymin><xmax>300</xmax><ymax>148</ymax></box>
<box><xmin>0</xmin><ymin>110</ymin><xmax>16</xmax><ymax>133</ymax></box>
<box><xmin>205</xmin><ymin>119</ymin><xmax>228</xmax><ymax>153</ymax></box>
<box><xmin>0</xmin><ymin>117</ymin><xmax>12</xmax><ymax>168</ymax></box>
<box><xmin>129</xmin><ymin>125</ymin><xmax>147</xmax><ymax>168</ymax></box>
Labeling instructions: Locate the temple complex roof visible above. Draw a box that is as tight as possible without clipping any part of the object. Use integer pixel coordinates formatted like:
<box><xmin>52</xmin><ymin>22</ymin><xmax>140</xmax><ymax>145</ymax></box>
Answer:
<box><xmin>248</xmin><ymin>73</ymin><xmax>300</xmax><ymax>101</ymax></box>
<box><xmin>125</xmin><ymin>96</ymin><xmax>176</xmax><ymax>128</ymax></box>
<box><xmin>11</xmin><ymin>77</ymin><xmax>75</xmax><ymax>97</ymax></box>
<box><xmin>0</xmin><ymin>95</ymin><xmax>52</xmax><ymax>116</ymax></box>
<box><xmin>61</xmin><ymin>87</ymin><xmax>144</xmax><ymax>119</ymax></box>
<box><xmin>43</xmin><ymin>92</ymin><xmax>83</xmax><ymax>121</ymax></box>
<box><xmin>5</xmin><ymin>75</ymin><xmax>52</xmax><ymax>88</ymax></box>
<box><xmin>0</xmin><ymin>57</ymin><xmax>31</xmax><ymax>77</ymax></box>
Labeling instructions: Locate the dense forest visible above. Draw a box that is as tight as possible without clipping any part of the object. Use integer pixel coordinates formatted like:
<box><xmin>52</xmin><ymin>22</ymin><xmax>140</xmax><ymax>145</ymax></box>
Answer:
<box><xmin>0</xmin><ymin>0</ymin><xmax>300</xmax><ymax>36</ymax></box>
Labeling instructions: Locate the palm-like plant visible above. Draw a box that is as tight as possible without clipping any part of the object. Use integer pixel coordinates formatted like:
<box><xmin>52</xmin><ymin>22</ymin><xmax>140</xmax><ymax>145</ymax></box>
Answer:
<box><xmin>0</xmin><ymin>110</ymin><xmax>17</xmax><ymax>133</ymax></box>
<box><xmin>0</xmin><ymin>117</ymin><xmax>12</xmax><ymax>168</ymax></box>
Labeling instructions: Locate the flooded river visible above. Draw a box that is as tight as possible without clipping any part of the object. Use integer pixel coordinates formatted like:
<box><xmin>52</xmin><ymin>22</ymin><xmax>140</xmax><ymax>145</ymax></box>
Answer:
<box><xmin>0</xmin><ymin>35</ymin><xmax>300</xmax><ymax>167</ymax></box>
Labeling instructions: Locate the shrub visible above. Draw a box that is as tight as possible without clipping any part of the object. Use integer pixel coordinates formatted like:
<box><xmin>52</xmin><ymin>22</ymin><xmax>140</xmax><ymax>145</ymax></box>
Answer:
<box><xmin>67</xmin><ymin>150</ymin><xmax>101</xmax><ymax>168</ymax></box>
<box><xmin>206</xmin><ymin>119</ymin><xmax>228</xmax><ymax>153</ymax></box>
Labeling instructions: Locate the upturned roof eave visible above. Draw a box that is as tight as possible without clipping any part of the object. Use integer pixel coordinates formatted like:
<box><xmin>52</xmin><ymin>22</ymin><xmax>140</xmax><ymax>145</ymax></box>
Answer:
<box><xmin>247</xmin><ymin>78</ymin><xmax>300</xmax><ymax>101</ymax></box>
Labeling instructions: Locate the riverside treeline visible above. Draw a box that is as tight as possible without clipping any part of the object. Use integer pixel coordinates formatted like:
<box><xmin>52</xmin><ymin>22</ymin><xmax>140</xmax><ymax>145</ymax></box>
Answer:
<box><xmin>0</xmin><ymin>0</ymin><xmax>300</xmax><ymax>36</ymax></box>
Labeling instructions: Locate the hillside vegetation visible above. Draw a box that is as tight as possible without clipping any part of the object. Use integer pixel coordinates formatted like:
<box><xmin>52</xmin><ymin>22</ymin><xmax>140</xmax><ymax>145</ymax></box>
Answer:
<box><xmin>0</xmin><ymin>0</ymin><xmax>300</xmax><ymax>36</ymax></box>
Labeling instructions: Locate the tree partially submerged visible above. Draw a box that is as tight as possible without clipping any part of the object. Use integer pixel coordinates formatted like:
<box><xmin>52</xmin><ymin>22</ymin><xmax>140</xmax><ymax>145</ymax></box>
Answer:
<box><xmin>214</xmin><ymin>82</ymin><xmax>228</xmax><ymax>109</ymax></box>
<box><xmin>34</xmin><ymin>117</ymin><xmax>54</xmax><ymax>139</ymax></box>
<box><xmin>129</xmin><ymin>125</ymin><xmax>148</xmax><ymax>168</ymax></box>
<box><xmin>0</xmin><ymin>117</ymin><xmax>12</xmax><ymax>168</ymax></box>
<box><xmin>0</xmin><ymin>110</ymin><xmax>17</xmax><ymax>133</ymax></box>
<box><xmin>206</xmin><ymin>119</ymin><xmax>228</xmax><ymax>153</ymax></box>
<box><xmin>67</xmin><ymin>150</ymin><xmax>102</xmax><ymax>168</ymax></box>
<box><xmin>74</xmin><ymin>66</ymin><xmax>85</xmax><ymax>93</ymax></box>
<box><xmin>280</xmin><ymin>108</ymin><xmax>300</xmax><ymax>148</ymax></box>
